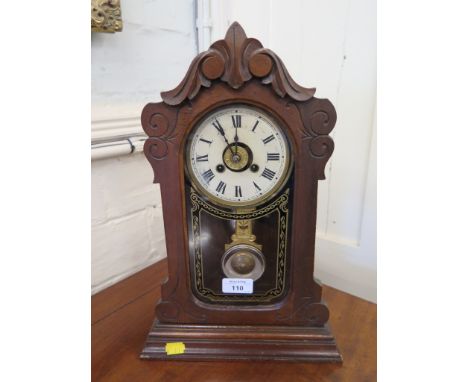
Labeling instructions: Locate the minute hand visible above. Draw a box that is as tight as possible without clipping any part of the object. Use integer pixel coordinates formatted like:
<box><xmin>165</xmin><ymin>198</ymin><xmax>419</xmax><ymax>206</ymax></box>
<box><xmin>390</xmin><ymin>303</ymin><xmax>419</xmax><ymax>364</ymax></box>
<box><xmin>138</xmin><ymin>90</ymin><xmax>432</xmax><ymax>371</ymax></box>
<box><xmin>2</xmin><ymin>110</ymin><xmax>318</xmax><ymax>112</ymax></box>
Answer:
<box><xmin>212</xmin><ymin>120</ymin><xmax>235</xmax><ymax>155</ymax></box>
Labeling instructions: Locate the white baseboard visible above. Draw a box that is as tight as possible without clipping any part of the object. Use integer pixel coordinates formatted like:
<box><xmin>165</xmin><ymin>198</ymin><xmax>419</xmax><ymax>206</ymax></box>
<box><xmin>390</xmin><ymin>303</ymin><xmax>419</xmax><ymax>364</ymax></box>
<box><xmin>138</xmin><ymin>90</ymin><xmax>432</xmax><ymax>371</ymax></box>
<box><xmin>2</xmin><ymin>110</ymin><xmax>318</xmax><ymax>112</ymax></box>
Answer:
<box><xmin>315</xmin><ymin>234</ymin><xmax>376</xmax><ymax>303</ymax></box>
<box><xmin>91</xmin><ymin>256</ymin><xmax>163</xmax><ymax>295</ymax></box>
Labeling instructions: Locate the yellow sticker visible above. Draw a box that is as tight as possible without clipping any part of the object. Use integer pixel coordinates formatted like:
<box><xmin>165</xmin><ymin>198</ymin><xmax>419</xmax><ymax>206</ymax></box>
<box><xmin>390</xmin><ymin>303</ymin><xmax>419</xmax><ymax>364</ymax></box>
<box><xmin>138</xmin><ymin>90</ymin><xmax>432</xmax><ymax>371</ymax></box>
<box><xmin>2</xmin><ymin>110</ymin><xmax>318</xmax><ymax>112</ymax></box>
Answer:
<box><xmin>165</xmin><ymin>342</ymin><xmax>185</xmax><ymax>355</ymax></box>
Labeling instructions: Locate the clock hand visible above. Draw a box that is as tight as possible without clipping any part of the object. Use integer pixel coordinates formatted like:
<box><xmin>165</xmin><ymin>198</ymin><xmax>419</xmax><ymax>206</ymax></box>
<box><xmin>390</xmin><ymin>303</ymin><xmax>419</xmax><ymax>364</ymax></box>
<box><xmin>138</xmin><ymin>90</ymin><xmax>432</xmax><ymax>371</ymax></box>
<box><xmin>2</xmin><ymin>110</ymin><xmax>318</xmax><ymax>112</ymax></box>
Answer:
<box><xmin>234</xmin><ymin>126</ymin><xmax>239</xmax><ymax>154</ymax></box>
<box><xmin>213</xmin><ymin>119</ymin><xmax>235</xmax><ymax>156</ymax></box>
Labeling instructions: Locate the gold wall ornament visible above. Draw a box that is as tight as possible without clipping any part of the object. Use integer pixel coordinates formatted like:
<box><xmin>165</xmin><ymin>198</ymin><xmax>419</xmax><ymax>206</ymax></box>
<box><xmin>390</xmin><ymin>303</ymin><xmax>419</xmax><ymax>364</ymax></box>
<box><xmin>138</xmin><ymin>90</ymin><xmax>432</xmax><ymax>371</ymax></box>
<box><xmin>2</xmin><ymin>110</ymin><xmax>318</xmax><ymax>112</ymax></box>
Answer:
<box><xmin>91</xmin><ymin>0</ymin><xmax>123</xmax><ymax>33</ymax></box>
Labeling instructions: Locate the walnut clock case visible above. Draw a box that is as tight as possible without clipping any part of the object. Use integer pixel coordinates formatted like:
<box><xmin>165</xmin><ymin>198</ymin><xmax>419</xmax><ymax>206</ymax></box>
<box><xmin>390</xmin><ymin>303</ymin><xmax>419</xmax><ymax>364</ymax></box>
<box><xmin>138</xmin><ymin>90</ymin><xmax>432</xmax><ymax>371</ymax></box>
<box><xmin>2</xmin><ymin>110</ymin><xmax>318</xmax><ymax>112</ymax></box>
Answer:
<box><xmin>140</xmin><ymin>22</ymin><xmax>342</xmax><ymax>362</ymax></box>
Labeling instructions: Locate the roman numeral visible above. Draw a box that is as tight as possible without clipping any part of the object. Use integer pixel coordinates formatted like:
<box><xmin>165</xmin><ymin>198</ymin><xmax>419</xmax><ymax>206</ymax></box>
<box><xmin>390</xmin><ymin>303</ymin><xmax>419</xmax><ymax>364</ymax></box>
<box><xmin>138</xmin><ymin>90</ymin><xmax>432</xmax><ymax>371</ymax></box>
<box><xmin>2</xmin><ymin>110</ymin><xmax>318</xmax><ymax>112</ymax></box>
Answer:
<box><xmin>267</xmin><ymin>153</ymin><xmax>280</xmax><ymax>161</ymax></box>
<box><xmin>199</xmin><ymin>138</ymin><xmax>212</xmax><ymax>145</ymax></box>
<box><xmin>196</xmin><ymin>154</ymin><xmax>208</xmax><ymax>162</ymax></box>
<box><xmin>212</xmin><ymin>119</ymin><xmax>225</xmax><ymax>135</ymax></box>
<box><xmin>261</xmin><ymin>168</ymin><xmax>276</xmax><ymax>181</ymax></box>
<box><xmin>253</xmin><ymin>182</ymin><xmax>261</xmax><ymax>191</ymax></box>
<box><xmin>262</xmin><ymin>134</ymin><xmax>275</xmax><ymax>144</ymax></box>
<box><xmin>202</xmin><ymin>169</ymin><xmax>215</xmax><ymax>183</ymax></box>
<box><xmin>252</xmin><ymin>120</ymin><xmax>259</xmax><ymax>132</ymax></box>
<box><xmin>235</xmin><ymin>186</ymin><xmax>242</xmax><ymax>198</ymax></box>
<box><xmin>231</xmin><ymin>115</ymin><xmax>241</xmax><ymax>128</ymax></box>
<box><xmin>216</xmin><ymin>181</ymin><xmax>226</xmax><ymax>194</ymax></box>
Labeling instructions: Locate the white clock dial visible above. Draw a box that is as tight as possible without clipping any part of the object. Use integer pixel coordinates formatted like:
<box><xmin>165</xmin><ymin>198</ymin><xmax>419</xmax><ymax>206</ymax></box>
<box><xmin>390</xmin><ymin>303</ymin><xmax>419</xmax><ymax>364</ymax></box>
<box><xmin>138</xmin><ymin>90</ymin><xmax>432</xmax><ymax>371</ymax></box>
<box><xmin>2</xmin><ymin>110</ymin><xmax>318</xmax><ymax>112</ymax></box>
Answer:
<box><xmin>186</xmin><ymin>105</ymin><xmax>291</xmax><ymax>207</ymax></box>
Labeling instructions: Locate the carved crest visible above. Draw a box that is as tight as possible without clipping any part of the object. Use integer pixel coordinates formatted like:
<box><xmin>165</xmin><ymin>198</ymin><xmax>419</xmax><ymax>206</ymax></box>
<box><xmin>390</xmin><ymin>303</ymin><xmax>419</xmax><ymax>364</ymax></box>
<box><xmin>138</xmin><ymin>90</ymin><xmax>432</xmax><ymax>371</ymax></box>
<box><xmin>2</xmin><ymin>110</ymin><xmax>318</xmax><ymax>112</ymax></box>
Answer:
<box><xmin>161</xmin><ymin>22</ymin><xmax>316</xmax><ymax>105</ymax></box>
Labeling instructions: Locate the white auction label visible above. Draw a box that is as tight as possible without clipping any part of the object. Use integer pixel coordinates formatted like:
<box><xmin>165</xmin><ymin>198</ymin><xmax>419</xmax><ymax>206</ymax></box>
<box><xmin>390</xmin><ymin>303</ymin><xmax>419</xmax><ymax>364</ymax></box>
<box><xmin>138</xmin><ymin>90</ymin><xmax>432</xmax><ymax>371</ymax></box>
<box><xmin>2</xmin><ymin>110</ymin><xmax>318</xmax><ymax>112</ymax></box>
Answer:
<box><xmin>222</xmin><ymin>278</ymin><xmax>253</xmax><ymax>294</ymax></box>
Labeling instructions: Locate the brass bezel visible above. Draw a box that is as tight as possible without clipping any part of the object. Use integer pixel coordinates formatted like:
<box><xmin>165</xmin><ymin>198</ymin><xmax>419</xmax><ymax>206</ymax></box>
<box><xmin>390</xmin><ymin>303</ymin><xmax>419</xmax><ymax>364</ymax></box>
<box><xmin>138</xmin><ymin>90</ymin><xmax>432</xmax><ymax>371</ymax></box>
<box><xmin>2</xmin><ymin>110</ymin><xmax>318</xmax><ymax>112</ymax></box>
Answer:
<box><xmin>185</xmin><ymin>104</ymin><xmax>293</xmax><ymax>208</ymax></box>
<box><xmin>221</xmin><ymin>244</ymin><xmax>266</xmax><ymax>281</ymax></box>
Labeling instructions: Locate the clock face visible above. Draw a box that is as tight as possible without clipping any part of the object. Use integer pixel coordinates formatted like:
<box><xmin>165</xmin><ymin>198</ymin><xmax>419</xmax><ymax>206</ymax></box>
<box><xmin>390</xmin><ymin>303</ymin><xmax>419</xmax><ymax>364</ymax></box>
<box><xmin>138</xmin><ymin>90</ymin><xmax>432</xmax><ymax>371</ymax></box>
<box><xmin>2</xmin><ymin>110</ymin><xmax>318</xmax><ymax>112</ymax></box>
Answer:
<box><xmin>187</xmin><ymin>105</ymin><xmax>291</xmax><ymax>207</ymax></box>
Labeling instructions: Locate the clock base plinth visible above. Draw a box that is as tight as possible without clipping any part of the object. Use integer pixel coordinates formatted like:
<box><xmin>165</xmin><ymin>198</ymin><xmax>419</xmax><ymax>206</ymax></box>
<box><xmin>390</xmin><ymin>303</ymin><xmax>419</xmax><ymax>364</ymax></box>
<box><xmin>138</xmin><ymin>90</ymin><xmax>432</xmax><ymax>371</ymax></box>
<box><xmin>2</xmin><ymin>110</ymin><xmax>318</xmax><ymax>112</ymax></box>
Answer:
<box><xmin>141</xmin><ymin>321</ymin><xmax>342</xmax><ymax>362</ymax></box>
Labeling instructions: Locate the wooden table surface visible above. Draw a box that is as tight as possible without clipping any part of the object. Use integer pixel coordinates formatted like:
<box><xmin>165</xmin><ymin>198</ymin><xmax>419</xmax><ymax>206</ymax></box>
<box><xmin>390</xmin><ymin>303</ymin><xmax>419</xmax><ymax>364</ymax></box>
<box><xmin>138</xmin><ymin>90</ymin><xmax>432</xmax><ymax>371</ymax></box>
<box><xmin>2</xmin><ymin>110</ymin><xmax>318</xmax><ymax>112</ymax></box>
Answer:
<box><xmin>92</xmin><ymin>260</ymin><xmax>376</xmax><ymax>382</ymax></box>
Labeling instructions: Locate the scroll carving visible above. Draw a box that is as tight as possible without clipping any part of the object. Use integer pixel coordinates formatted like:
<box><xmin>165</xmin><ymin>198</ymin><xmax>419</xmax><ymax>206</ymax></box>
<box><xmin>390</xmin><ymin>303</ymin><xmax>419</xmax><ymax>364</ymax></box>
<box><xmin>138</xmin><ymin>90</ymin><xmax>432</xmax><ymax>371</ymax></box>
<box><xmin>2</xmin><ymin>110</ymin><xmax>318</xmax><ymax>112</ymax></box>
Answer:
<box><xmin>298</xmin><ymin>98</ymin><xmax>337</xmax><ymax>179</ymax></box>
<box><xmin>161</xmin><ymin>22</ymin><xmax>316</xmax><ymax>106</ymax></box>
<box><xmin>141</xmin><ymin>103</ymin><xmax>178</xmax><ymax>182</ymax></box>
<box><xmin>252</xmin><ymin>49</ymin><xmax>316</xmax><ymax>101</ymax></box>
<box><xmin>155</xmin><ymin>301</ymin><xmax>180</xmax><ymax>322</ymax></box>
<box><xmin>276</xmin><ymin>299</ymin><xmax>329</xmax><ymax>326</ymax></box>
<box><xmin>159</xmin><ymin>51</ymin><xmax>226</xmax><ymax>106</ymax></box>
<box><xmin>156</xmin><ymin>300</ymin><xmax>208</xmax><ymax>324</ymax></box>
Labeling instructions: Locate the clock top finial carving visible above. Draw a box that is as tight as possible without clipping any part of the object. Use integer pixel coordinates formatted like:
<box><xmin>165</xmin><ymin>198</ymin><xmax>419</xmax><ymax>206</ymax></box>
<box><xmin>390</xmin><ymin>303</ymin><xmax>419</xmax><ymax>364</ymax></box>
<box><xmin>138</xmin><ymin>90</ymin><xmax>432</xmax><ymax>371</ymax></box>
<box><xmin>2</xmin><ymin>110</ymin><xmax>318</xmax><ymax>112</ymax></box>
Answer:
<box><xmin>161</xmin><ymin>22</ymin><xmax>316</xmax><ymax>106</ymax></box>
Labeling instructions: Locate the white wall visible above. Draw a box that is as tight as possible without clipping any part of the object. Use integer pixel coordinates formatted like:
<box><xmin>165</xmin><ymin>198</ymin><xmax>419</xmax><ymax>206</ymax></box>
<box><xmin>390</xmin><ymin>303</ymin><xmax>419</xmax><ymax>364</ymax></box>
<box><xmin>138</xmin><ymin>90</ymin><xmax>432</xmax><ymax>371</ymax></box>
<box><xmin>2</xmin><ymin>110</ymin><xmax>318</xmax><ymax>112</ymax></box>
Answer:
<box><xmin>91</xmin><ymin>0</ymin><xmax>197</xmax><ymax>294</ymax></box>
<box><xmin>205</xmin><ymin>0</ymin><xmax>376</xmax><ymax>301</ymax></box>
<box><xmin>91</xmin><ymin>0</ymin><xmax>376</xmax><ymax>302</ymax></box>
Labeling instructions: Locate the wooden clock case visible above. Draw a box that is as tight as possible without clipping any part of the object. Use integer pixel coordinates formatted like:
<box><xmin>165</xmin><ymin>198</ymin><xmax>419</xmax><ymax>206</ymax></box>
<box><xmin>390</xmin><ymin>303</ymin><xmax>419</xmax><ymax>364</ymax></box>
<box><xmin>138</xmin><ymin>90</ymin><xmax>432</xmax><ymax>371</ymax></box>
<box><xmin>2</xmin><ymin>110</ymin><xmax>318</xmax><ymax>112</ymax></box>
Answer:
<box><xmin>140</xmin><ymin>22</ymin><xmax>342</xmax><ymax>362</ymax></box>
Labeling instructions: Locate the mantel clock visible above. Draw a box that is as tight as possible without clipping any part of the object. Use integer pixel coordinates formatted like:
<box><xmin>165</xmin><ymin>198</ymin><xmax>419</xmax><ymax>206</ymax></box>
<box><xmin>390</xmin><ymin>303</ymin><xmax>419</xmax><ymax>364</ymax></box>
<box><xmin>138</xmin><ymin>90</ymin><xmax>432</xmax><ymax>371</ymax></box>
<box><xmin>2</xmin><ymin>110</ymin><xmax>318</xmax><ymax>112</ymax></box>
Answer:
<box><xmin>141</xmin><ymin>22</ymin><xmax>342</xmax><ymax>362</ymax></box>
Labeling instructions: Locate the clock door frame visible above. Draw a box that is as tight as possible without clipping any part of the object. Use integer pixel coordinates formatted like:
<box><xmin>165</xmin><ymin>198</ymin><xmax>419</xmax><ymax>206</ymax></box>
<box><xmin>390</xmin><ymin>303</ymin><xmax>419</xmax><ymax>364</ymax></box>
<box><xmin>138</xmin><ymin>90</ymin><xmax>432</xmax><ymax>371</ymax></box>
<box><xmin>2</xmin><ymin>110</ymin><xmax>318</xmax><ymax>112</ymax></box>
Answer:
<box><xmin>141</xmin><ymin>22</ymin><xmax>341</xmax><ymax>361</ymax></box>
